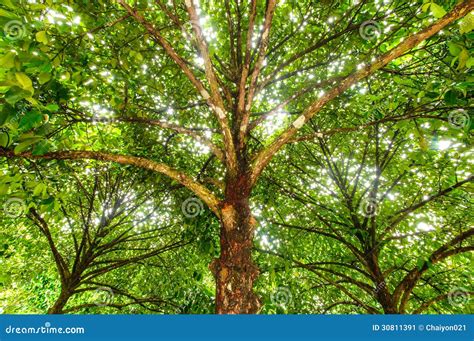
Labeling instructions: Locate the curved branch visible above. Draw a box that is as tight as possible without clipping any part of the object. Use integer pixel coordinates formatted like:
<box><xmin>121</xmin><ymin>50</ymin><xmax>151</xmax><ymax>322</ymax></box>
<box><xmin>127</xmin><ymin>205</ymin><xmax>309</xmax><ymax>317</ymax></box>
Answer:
<box><xmin>249</xmin><ymin>1</ymin><xmax>474</xmax><ymax>186</ymax></box>
<box><xmin>0</xmin><ymin>149</ymin><xmax>221</xmax><ymax>216</ymax></box>
<box><xmin>64</xmin><ymin>107</ymin><xmax>224</xmax><ymax>162</ymax></box>
<box><xmin>383</xmin><ymin>175</ymin><xmax>473</xmax><ymax>237</ymax></box>
<box><xmin>117</xmin><ymin>0</ymin><xmax>237</xmax><ymax>173</ymax></box>
<box><xmin>28</xmin><ymin>208</ymin><xmax>70</xmax><ymax>283</ymax></box>
<box><xmin>413</xmin><ymin>291</ymin><xmax>474</xmax><ymax>314</ymax></box>
<box><xmin>393</xmin><ymin>228</ymin><xmax>474</xmax><ymax>313</ymax></box>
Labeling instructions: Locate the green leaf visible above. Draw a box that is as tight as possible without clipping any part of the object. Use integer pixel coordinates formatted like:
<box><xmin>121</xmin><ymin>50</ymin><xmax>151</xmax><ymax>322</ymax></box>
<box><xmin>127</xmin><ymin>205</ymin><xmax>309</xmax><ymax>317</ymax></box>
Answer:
<box><xmin>38</xmin><ymin>72</ymin><xmax>51</xmax><ymax>85</ymax></box>
<box><xmin>466</xmin><ymin>57</ymin><xmax>474</xmax><ymax>68</ymax></box>
<box><xmin>60</xmin><ymin>72</ymin><xmax>70</xmax><ymax>82</ymax></box>
<box><xmin>447</xmin><ymin>42</ymin><xmax>461</xmax><ymax>56</ymax></box>
<box><xmin>455</xmin><ymin>83</ymin><xmax>470</xmax><ymax>97</ymax></box>
<box><xmin>430</xmin><ymin>3</ymin><xmax>446</xmax><ymax>18</ymax></box>
<box><xmin>1</xmin><ymin>0</ymin><xmax>16</xmax><ymax>9</ymax></box>
<box><xmin>19</xmin><ymin>111</ymin><xmax>43</xmax><ymax>131</ymax></box>
<box><xmin>0</xmin><ymin>183</ymin><xmax>8</xmax><ymax>195</ymax></box>
<box><xmin>0</xmin><ymin>52</ymin><xmax>16</xmax><ymax>69</ymax></box>
<box><xmin>0</xmin><ymin>9</ymin><xmax>19</xmax><ymax>19</ymax></box>
<box><xmin>45</xmin><ymin>104</ymin><xmax>59</xmax><ymax>112</ymax></box>
<box><xmin>444</xmin><ymin>90</ymin><xmax>458</xmax><ymax>105</ymax></box>
<box><xmin>459</xmin><ymin>12</ymin><xmax>474</xmax><ymax>34</ymax></box>
<box><xmin>35</xmin><ymin>31</ymin><xmax>48</xmax><ymax>44</ymax></box>
<box><xmin>15</xmin><ymin>72</ymin><xmax>33</xmax><ymax>93</ymax></box>
<box><xmin>0</xmin><ymin>133</ymin><xmax>9</xmax><ymax>147</ymax></box>
<box><xmin>32</xmin><ymin>140</ymin><xmax>51</xmax><ymax>155</ymax></box>
<box><xmin>41</xmin><ymin>197</ymin><xmax>54</xmax><ymax>205</ymax></box>
<box><xmin>5</xmin><ymin>87</ymin><xmax>28</xmax><ymax>105</ymax></box>
<box><xmin>450</xmin><ymin>55</ymin><xmax>459</xmax><ymax>68</ymax></box>
<box><xmin>458</xmin><ymin>48</ymin><xmax>469</xmax><ymax>70</ymax></box>
<box><xmin>33</xmin><ymin>183</ymin><xmax>46</xmax><ymax>196</ymax></box>
<box><xmin>129</xmin><ymin>50</ymin><xmax>144</xmax><ymax>63</ymax></box>
<box><xmin>135</xmin><ymin>52</ymin><xmax>143</xmax><ymax>62</ymax></box>
<box><xmin>14</xmin><ymin>137</ymin><xmax>43</xmax><ymax>154</ymax></box>
<box><xmin>416</xmin><ymin>258</ymin><xmax>425</xmax><ymax>271</ymax></box>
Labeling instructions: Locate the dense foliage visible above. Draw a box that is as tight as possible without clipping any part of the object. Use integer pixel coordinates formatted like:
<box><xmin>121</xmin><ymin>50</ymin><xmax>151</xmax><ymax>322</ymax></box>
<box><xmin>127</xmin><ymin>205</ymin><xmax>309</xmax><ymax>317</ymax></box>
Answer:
<box><xmin>0</xmin><ymin>0</ymin><xmax>473</xmax><ymax>314</ymax></box>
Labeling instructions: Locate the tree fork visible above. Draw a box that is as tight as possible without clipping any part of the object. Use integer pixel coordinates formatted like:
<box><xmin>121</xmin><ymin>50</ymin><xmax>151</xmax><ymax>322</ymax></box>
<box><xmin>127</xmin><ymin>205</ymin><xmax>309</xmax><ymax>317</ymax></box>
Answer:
<box><xmin>47</xmin><ymin>289</ymin><xmax>72</xmax><ymax>314</ymax></box>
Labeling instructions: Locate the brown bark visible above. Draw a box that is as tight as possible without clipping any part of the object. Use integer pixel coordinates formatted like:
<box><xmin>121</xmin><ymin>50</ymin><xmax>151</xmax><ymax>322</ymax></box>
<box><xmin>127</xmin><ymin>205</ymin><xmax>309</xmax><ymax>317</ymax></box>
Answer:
<box><xmin>47</xmin><ymin>289</ymin><xmax>72</xmax><ymax>314</ymax></box>
<box><xmin>250</xmin><ymin>0</ymin><xmax>474</xmax><ymax>185</ymax></box>
<box><xmin>2</xmin><ymin>1</ymin><xmax>472</xmax><ymax>315</ymax></box>
<box><xmin>365</xmin><ymin>254</ymin><xmax>397</xmax><ymax>314</ymax></box>
<box><xmin>118</xmin><ymin>0</ymin><xmax>238</xmax><ymax>175</ymax></box>
<box><xmin>0</xmin><ymin>149</ymin><xmax>220</xmax><ymax>217</ymax></box>
<box><xmin>211</xmin><ymin>176</ymin><xmax>260</xmax><ymax>314</ymax></box>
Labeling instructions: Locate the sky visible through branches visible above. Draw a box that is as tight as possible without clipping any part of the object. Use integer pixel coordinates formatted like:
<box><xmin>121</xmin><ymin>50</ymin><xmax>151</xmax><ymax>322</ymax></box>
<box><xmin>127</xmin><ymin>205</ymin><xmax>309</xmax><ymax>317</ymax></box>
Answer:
<box><xmin>0</xmin><ymin>0</ymin><xmax>473</xmax><ymax>315</ymax></box>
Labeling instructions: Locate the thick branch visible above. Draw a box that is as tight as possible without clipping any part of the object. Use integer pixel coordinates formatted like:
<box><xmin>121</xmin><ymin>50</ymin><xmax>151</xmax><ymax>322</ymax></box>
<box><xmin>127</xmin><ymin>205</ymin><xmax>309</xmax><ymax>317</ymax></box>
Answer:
<box><xmin>250</xmin><ymin>1</ymin><xmax>474</xmax><ymax>185</ymax></box>
<box><xmin>117</xmin><ymin>0</ymin><xmax>237</xmax><ymax>173</ymax></box>
<box><xmin>0</xmin><ymin>149</ymin><xmax>221</xmax><ymax>216</ymax></box>
<box><xmin>239</xmin><ymin>0</ymin><xmax>277</xmax><ymax>143</ymax></box>
<box><xmin>28</xmin><ymin>208</ymin><xmax>70</xmax><ymax>283</ymax></box>
<box><xmin>393</xmin><ymin>228</ymin><xmax>474</xmax><ymax>312</ymax></box>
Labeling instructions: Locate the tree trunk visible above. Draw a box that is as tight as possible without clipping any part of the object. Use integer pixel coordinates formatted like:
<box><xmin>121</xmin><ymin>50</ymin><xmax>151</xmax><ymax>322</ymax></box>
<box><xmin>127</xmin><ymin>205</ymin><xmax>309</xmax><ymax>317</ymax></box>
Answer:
<box><xmin>211</xmin><ymin>176</ymin><xmax>261</xmax><ymax>314</ymax></box>
<box><xmin>47</xmin><ymin>289</ymin><xmax>71</xmax><ymax>314</ymax></box>
<box><xmin>366</xmin><ymin>254</ymin><xmax>398</xmax><ymax>314</ymax></box>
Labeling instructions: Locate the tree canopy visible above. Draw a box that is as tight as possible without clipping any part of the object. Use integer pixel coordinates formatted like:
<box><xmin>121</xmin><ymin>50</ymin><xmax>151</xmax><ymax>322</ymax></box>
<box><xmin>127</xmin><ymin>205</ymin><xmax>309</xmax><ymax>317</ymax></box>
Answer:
<box><xmin>0</xmin><ymin>0</ymin><xmax>473</xmax><ymax>314</ymax></box>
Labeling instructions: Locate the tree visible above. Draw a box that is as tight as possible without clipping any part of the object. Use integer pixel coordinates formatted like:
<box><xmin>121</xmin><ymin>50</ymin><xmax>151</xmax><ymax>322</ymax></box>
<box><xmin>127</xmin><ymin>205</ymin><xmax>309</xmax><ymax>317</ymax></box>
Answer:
<box><xmin>0</xmin><ymin>0</ymin><xmax>473</xmax><ymax>314</ymax></box>
<box><xmin>257</xmin><ymin>111</ymin><xmax>473</xmax><ymax>313</ymax></box>
<box><xmin>27</xmin><ymin>168</ymin><xmax>187</xmax><ymax>314</ymax></box>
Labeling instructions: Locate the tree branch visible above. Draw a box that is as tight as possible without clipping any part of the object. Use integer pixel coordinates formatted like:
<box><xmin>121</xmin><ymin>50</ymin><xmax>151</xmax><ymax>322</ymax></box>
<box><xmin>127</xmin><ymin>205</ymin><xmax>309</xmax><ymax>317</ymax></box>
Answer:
<box><xmin>383</xmin><ymin>175</ymin><xmax>473</xmax><ymax>237</ymax></box>
<box><xmin>117</xmin><ymin>0</ymin><xmax>237</xmax><ymax>174</ymax></box>
<box><xmin>0</xmin><ymin>149</ymin><xmax>221</xmax><ymax>216</ymax></box>
<box><xmin>393</xmin><ymin>228</ymin><xmax>474</xmax><ymax>312</ymax></box>
<box><xmin>28</xmin><ymin>208</ymin><xmax>70</xmax><ymax>284</ymax></box>
<box><xmin>239</xmin><ymin>0</ymin><xmax>278</xmax><ymax>144</ymax></box>
<box><xmin>249</xmin><ymin>1</ymin><xmax>474</xmax><ymax>186</ymax></box>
